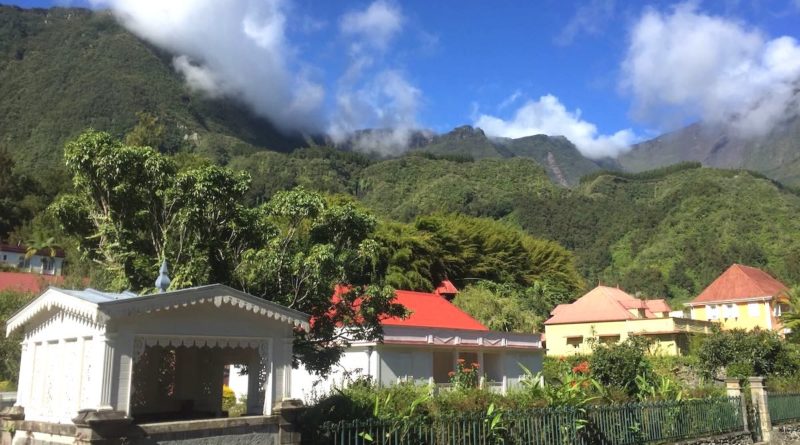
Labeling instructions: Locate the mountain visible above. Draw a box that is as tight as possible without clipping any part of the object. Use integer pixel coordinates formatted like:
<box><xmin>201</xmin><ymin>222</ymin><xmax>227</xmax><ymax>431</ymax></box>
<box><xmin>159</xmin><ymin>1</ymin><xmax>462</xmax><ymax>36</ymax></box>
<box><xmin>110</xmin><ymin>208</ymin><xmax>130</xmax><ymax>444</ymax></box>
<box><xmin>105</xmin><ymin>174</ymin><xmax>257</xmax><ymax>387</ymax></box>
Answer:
<box><xmin>0</xmin><ymin>6</ymin><xmax>302</xmax><ymax>184</ymax></box>
<box><xmin>410</xmin><ymin>126</ymin><xmax>607</xmax><ymax>186</ymax></box>
<box><xmin>513</xmin><ymin>162</ymin><xmax>800</xmax><ymax>303</ymax></box>
<box><xmin>619</xmin><ymin>114</ymin><xmax>800</xmax><ymax>186</ymax></box>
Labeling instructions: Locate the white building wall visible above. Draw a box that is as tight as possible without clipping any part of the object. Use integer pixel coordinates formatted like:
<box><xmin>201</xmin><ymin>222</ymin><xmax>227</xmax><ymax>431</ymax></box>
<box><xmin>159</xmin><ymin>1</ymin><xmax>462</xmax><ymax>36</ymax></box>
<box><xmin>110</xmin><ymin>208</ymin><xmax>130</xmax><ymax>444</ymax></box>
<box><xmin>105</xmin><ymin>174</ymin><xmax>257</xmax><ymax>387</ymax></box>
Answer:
<box><xmin>0</xmin><ymin>251</ymin><xmax>64</xmax><ymax>275</ymax></box>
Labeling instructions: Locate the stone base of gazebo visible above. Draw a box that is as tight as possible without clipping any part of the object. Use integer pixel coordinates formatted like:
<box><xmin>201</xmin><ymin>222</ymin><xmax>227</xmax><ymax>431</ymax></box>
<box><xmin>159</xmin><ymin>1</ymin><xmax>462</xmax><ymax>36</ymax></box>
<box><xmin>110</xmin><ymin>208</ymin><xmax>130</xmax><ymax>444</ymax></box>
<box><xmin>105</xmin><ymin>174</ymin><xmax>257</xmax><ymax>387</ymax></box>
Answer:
<box><xmin>0</xmin><ymin>401</ymin><xmax>305</xmax><ymax>445</ymax></box>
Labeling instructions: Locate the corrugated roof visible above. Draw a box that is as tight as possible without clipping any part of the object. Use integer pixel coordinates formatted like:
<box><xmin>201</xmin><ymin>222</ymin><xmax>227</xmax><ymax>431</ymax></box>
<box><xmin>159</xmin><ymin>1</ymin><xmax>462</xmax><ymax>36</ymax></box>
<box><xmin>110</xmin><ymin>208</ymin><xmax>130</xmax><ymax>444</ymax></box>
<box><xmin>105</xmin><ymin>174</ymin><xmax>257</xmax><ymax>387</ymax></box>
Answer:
<box><xmin>382</xmin><ymin>290</ymin><xmax>489</xmax><ymax>331</ymax></box>
<box><xmin>544</xmin><ymin>285</ymin><xmax>672</xmax><ymax>325</ymax></box>
<box><xmin>691</xmin><ymin>264</ymin><xmax>788</xmax><ymax>304</ymax></box>
<box><xmin>54</xmin><ymin>287</ymin><xmax>138</xmax><ymax>303</ymax></box>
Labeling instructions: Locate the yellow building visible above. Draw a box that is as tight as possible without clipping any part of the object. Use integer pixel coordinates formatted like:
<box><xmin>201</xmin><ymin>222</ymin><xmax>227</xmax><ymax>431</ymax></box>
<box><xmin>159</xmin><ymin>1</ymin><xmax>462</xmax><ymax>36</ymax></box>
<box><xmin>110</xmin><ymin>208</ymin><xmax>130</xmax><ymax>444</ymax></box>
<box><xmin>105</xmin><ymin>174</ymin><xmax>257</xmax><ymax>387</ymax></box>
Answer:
<box><xmin>544</xmin><ymin>286</ymin><xmax>714</xmax><ymax>356</ymax></box>
<box><xmin>685</xmin><ymin>264</ymin><xmax>791</xmax><ymax>333</ymax></box>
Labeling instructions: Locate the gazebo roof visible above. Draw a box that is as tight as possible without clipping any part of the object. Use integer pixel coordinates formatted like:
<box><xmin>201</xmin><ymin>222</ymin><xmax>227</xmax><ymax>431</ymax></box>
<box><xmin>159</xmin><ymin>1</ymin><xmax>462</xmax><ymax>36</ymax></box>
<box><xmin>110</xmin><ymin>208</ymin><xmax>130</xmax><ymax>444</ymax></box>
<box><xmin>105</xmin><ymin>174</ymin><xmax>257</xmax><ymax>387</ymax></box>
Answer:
<box><xmin>6</xmin><ymin>283</ymin><xmax>310</xmax><ymax>336</ymax></box>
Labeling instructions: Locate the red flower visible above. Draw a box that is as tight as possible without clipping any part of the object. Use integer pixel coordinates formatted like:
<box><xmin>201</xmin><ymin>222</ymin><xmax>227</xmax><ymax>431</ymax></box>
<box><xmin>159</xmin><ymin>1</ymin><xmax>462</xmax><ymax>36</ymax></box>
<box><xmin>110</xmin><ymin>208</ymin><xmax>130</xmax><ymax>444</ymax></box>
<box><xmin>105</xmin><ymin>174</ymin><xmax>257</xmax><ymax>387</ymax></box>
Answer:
<box><xmin>471</xmin><ymin>362</ymin><xmax>480</xmax><ymax>369</ymax></box>
<box><xmin>448</xmin><ymin>371</ymin><xmax>456</xmax><ymax>377</ymax></box>
<box><xmin>457</xmin><ymin>358</ymin><xmax>466</xmax><ymax>364</ymax></box>
<box><xmin>571</xmin><ymin>361</ymin><xmax>590</xmax><ymax>374</ymax></box>
<box><xmin>463</xmin><ymin>368</ymin><xmax>472</xmax><ymax>373</ymax></box>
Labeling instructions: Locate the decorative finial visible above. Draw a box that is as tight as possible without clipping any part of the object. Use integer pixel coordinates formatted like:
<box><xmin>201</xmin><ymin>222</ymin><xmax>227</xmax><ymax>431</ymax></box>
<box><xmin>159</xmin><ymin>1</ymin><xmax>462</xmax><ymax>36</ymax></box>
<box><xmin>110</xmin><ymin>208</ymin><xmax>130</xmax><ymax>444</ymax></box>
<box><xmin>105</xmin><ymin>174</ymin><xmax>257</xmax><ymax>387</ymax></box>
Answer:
<box><xmin>155</xmin><ymin>260</ymin><xmax>170</xmax><ymax>293</ymax></box>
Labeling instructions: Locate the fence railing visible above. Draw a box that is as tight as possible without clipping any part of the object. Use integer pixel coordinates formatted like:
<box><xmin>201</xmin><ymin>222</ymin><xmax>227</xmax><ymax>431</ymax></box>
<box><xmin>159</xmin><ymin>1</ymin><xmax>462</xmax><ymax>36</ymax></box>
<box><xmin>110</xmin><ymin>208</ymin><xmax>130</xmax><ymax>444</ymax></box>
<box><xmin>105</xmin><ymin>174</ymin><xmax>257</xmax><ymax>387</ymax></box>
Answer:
<box><xmin>768</xmin><ymin>393</ymin><xmax>800</xmax><ymax>425</ymax></box>
<box><xmin>322</xmin><ymin>396</ymin><xmax>745</xmax><ymax>445</ymax></box>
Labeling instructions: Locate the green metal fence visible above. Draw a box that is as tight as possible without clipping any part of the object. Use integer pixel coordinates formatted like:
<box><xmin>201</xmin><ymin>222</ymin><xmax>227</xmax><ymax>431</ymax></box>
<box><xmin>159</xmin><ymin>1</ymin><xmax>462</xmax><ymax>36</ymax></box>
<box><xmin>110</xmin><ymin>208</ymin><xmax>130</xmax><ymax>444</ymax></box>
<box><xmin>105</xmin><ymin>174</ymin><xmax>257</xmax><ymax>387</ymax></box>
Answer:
<box><xmin>768</xmin><ymin>393</ymin><xmax>800</xmax><ymax>425</ymax></box>
<box><xmin>322</xmin><ymin>396</ymin><xmax>745</xmax><ymax>445</ymax></box>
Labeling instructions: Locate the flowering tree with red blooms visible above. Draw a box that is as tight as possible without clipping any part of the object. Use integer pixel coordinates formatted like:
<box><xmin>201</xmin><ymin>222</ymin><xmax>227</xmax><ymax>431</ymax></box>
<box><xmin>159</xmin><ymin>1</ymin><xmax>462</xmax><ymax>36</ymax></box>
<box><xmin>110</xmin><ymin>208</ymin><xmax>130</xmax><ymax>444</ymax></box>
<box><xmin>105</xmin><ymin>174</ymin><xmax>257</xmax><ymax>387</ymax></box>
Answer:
<box><xmin>450</xmin><ymin>358</ymin><xmax>481</xmax><ymax>391</ymax></box>
<box><xmin>571</xmin><ymin>361</ymin><xmax>589</xmax><ymax>375</ymax></box>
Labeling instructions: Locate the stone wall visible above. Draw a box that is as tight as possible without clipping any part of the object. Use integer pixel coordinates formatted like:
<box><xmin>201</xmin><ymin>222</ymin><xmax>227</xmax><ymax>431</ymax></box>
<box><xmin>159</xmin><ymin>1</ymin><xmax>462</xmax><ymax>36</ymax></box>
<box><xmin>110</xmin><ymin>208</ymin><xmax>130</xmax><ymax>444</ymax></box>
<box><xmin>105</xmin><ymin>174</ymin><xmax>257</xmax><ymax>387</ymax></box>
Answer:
<box><xmin>675</xmin><ymin>432</ymin><xmax>754</xmax><ymax>445</ymax></box>
<box><xmin>772</xmin><ymin>422</ymin><xmax>800</xmax><ymax>445</ymax></box>
<box><xmin>131</xmin><ymin>417</ymin><xmax>280</xmax><ymax>445</ymax></box>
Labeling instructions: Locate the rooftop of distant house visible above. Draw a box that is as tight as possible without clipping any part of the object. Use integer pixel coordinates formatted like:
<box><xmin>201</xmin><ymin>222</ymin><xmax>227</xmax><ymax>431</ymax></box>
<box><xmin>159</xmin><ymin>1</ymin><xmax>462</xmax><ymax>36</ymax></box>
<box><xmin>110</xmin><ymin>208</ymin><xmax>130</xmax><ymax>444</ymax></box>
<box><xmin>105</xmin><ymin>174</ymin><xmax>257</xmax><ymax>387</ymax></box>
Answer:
<box><xmin>0</xmin><ymin>243</ymin><xmax>65</xmax><ymax>258</ymax></box>
<box><xmin>544</xmin><ymin>285</ymin><xmax>671</xmax><ymax>325</ymax></box>
<box><xmin>688</xmin><ymin>263</ymin><xmax>788</xmax><ymax>305</ymax></box>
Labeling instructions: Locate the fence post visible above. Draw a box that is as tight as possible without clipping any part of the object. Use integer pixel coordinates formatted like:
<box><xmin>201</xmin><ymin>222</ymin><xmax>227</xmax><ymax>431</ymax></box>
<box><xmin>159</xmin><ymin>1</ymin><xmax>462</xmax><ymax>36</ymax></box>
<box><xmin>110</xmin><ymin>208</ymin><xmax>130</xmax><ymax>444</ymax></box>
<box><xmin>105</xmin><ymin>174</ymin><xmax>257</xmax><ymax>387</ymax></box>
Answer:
<box><xmin>749</xmin><ymin>376</ymin><xmax>772</xmax><ymax>443</ymax></box>
<box><xmin>726</xmin><ymin>378</ymin><xmax>749</xmax><ymax>432</ymax></box>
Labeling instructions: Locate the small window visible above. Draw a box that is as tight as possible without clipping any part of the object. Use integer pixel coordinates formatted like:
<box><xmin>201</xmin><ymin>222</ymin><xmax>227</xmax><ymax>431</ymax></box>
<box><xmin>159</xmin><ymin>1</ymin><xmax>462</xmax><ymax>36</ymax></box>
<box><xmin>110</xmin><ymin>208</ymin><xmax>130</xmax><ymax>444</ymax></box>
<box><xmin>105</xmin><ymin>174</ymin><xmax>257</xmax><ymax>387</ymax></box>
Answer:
<box><xmin>748</xmin><ymin>303</ymin><xmax>760</xmax><ymax>317</ymax></box>
<box><xmin>599</xmin><ymin>335</ymin><xmax>620</xmax><ymax>344</ymax></box>
<box><xmin>707</xmin><ymin>305</ymin><xmax>719</xmax><ymax>320</ymax></box>
<box><xmin>722</xmin><ymin>304</ymin><xmax>738</xmax><ymax>319</ymax></box>
<box><xmin>566</xmin><ymin>336</ymin><xmax>583</xmax><ymax>348</ymax></box>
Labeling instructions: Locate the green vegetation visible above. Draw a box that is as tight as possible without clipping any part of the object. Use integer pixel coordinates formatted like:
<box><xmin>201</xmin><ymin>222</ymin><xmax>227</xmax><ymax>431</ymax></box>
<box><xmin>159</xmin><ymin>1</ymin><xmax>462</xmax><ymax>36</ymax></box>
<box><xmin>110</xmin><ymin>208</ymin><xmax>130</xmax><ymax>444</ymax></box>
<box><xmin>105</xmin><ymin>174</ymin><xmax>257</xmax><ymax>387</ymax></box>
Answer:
<box><xmin>0</xmin><ymin>290</ymin><xmax>34</xmax><ymax>386</ymax></box>
<box><xmin>0</xmin><ymin>6</ymin><xmax>299</xmax><ymax>192</ymax></box>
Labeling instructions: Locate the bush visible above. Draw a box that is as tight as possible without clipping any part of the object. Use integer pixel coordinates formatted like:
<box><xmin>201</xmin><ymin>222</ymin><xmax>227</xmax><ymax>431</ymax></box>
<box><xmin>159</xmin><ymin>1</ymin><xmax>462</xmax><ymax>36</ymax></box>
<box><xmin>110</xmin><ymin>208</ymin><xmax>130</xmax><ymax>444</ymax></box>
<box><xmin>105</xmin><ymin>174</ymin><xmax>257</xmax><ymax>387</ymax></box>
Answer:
<box><xmin>0</xmin><ymin>290</ymin><xmax>34</xmax><ymax>384</ymax></box>
<box><xmin>222</xmin><ymin>385</ymin><xmax>237</xmax><ymax>412</ymax></box>
<box><xmin>590</xmin><ymin>337</ymin><xmax>653</xmax><ymax>395</ymax></box>
<box><xmin>697</xmin><ymin>328</ymin><xmax>800</xmax><ymax>380</ymax></box>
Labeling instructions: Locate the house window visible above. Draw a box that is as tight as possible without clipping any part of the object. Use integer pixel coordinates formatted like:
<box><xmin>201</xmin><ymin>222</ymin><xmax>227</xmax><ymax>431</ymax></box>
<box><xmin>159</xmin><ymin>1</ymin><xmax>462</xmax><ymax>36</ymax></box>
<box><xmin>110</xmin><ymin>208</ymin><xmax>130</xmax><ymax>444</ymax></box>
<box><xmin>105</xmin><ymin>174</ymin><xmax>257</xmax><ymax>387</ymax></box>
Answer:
<box><xmin>17</xmin><ymin>257</ymin><xmax>30</xmax><ymax>269</ymax></box>
<box><xmin>748</xmin><ymin>303</ymin><xmax>760</xmax><ymax>317</ymax></box>
<box><xmin>707</xmin><ymin>305</ymin><xmax>719</xmax><ymax>320</ymax></box>
<box><xmin>42</xmin><ymin>258</ymin><xmax>55</xmax><ymax>274</ymax></box>
<box><xmin>599</xmin><ymin>335</ymin><xmax>620</xmax><ymax>344</ymax></box>
<box><xmin>722</xmin><ymin>304</ymin><xmax>739</xmax><ymax>319</ymax></box>
<box><xmin>1</xmin><ymin>254</ymin><xmax>5</xmax><ymax>261</ymax></box>
<box><xmin>566</xmin><ymin>336</ymin><xmax>583</xmax><ymax>348</ymax></box>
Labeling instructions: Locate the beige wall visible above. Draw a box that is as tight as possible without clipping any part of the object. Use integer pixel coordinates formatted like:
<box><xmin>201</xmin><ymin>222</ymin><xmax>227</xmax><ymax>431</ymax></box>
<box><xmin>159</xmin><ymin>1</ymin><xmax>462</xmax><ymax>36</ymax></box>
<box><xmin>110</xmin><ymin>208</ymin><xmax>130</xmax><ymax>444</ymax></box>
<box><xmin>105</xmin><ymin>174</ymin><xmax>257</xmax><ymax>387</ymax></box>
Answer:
<box><xmin>544</xmin><ymin>317</ymin><xmax>706</xmax><ymax>357</ymax></box>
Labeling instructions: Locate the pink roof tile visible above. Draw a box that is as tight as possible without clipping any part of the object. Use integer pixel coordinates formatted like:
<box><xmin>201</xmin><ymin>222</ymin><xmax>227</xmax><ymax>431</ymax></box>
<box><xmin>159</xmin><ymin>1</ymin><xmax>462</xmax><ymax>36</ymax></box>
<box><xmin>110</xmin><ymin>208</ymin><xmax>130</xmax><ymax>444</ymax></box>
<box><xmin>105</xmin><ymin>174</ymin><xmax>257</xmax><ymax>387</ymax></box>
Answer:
<box><xmin>691</xmin><ymin>264</ymin><xmax>788</xmax><ymax>304</ymax></box>
<box><xmin>544</xmin><ymin>285</ymin><xmax>671</xmax><ymax>325</ymax></box>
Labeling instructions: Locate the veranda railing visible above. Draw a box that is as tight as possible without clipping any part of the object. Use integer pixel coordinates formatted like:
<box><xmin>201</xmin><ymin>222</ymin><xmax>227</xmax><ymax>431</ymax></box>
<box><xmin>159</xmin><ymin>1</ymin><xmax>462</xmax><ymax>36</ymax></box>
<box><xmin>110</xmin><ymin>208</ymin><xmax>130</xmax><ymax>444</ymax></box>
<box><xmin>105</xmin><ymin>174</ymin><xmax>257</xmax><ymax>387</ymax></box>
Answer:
<box><xmin>322</xmin><ymin>396</ymin><xmax>745</xmax><ymax>445</ymax></box>
<box><xmin>768</xmin><ymin>393</ymin><xmax>800</xmax><ymax>425</ymax></box>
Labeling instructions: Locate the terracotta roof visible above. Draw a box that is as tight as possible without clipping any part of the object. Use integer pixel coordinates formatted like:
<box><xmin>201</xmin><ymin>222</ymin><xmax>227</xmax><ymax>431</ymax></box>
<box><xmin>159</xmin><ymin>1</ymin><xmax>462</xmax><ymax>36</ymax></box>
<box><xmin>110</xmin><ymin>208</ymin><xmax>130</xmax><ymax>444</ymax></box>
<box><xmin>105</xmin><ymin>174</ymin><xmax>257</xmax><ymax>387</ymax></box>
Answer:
<box><xmin>645</xmin><ymin>299</ymin><xmax>671</xmax><ymax>313</ymax></box>
<box><xmin>433</xmin><ymin>280</ymin><xmax>459</xmax><ymax>296</ymax></box>
<box><xmin>544</xmin><ymin>285</ymin><xmax>672</xmax><ymax>325</ymax></box>
<box><xmin>690</xmin><ymin>264</ymin><xmax>788</xmax><ymax>304</ymax></box>
<box><xmin>0</xmin><ymin>272</ymin><xmax>64</xmax><ymax>294</ymax></box>
<box><xmin>382</xmin><ymin>290</ymin><xmax>489</xmax><ymax>331</ymax></box>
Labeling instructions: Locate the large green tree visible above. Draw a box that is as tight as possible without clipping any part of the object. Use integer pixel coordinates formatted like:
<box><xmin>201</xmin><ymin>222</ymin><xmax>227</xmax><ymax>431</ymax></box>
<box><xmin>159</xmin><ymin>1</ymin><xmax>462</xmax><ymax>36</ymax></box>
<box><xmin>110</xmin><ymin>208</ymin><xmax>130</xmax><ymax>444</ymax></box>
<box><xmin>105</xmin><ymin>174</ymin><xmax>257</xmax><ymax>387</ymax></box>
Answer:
<box><xmin>50</xmin><ymin>130</ymin><xmax>404</xmax><ymax>374</ymax></box>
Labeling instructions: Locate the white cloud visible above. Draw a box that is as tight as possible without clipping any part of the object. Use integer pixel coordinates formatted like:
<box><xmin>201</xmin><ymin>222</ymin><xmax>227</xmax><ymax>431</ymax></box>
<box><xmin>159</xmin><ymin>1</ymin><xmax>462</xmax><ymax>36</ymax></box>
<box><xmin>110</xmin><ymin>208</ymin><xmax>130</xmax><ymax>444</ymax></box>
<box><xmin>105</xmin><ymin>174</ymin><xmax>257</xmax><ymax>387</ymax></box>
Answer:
<box><xmin>90</xmin><ymin>0</ymin><xmax>324</xmax><ymax>132</ymax></box>
<box><xmin>329</xmin><ymin>70</ymin><xmax>422</xmax><ymax>154</ymax></box>
<box><xmin>475</xmin><ymin>95</ymin><xmax>638</xmax><ymax>158</ymax></box>
<box><xmin>556</xmin><ymin>0</ymin><xmax>616</xmax><ymax>46</ymax></box>
<box><xmin>340</xmin><ymin>0</ymin><xmax>403</xmax><ymax>51</ymax></box>
<box><xmin>621</xmin><ymin>3</ymin><xmax>800</xmax><ymax>136</ymax></box>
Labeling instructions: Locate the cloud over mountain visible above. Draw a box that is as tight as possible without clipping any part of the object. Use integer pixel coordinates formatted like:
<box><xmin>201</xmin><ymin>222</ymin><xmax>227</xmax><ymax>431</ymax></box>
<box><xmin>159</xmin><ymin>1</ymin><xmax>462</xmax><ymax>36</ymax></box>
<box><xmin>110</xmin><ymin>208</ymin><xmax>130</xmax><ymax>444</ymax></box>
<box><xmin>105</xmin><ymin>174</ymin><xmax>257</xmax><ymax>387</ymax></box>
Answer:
<box><xmin>475</xmin><ymin>95</ymin><xmax>637</xmax><ymax>159</ymax></box>
<box><xmin>621</xmin><ymin>3</ymin><xmax>800</xmax><ymax>136</ymax></box>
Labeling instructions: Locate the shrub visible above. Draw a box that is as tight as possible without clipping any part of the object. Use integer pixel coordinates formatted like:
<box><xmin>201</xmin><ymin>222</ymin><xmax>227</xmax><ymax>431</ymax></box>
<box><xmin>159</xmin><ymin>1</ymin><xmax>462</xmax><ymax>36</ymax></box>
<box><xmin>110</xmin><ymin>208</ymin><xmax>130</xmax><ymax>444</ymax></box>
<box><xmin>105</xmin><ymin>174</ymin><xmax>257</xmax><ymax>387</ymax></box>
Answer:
<box><xmin>222</xmin><ymin>385</ymin><xmax>237</xmax><ymax>412</ymax></box>
<box><xmin>590</xmin><ymin>337</ymin><xmax>653</xmax><ymax>395</ymax></box>
<box><xmin>449</xmin><ymin>359</ymin><xmax>480</xmax><ymax>391</ymax></box>
<box><xmin>697</xmin><ymin>328</ymin><xmax>800</xmax><ymax>380</ymax></box>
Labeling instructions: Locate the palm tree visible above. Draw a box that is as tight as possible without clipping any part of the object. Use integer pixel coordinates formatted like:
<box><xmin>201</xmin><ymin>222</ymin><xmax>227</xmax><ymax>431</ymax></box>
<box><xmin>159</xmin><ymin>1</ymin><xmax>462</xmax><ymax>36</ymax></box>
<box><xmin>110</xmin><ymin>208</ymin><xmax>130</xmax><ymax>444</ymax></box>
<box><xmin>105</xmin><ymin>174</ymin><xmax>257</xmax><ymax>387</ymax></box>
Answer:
<box><xmin>780</xmin><ymin>287</ymin><xmax>800</xmax><ymax>343</ymax></box>
<box><xmin>24</xmin><ymin>236</ymin><xmax>61</xmax><ymax>260</ymax></box>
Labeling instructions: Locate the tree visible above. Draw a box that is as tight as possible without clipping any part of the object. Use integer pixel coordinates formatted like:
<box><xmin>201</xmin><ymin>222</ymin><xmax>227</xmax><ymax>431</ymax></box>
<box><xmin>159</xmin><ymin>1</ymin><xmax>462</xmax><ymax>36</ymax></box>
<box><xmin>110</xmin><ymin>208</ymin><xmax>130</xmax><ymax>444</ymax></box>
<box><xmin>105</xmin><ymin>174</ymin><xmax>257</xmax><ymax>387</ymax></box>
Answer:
<box><xmin>781</xmin><ymin>288</ymin><xmax>800</xmax><ymax>344</ymax></box>
<box><xmin>697</xmin><ymin>328</ymin><xmax>799</xmax><ymax>380</ymax></box>
<box><xmin>591</xmin><ymin>337</ymin><xmax>653</xmax><ymax>395</ymax></box>
<box><xmin>235</xmin><ymin>189</ymin><xmax>406</xmax><ymax>375</ymax></box>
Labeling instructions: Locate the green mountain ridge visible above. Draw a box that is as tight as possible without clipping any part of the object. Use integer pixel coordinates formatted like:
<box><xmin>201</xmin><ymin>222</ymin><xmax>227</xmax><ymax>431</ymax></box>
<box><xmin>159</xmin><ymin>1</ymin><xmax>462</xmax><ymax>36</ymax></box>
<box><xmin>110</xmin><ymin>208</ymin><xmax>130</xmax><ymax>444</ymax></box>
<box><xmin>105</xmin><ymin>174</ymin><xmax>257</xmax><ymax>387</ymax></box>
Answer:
<box><xmin>410</xmin><ymin>125</ymin><xmax>607</xmax><ymax>186</ymax></box>
<box><xmin>0</xmin><ymin>5</ymin><xmax>302</xmax><ymax>183</ymax></box>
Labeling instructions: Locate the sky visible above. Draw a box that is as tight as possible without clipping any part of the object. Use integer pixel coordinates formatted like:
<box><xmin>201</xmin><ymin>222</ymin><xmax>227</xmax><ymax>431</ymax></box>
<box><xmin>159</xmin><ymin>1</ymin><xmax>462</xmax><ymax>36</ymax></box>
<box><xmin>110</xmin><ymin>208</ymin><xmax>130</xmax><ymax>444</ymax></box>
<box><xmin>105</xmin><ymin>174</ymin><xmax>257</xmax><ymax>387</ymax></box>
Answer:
<box><xmin>8</xmin><ymin>0</ymin><xmax>800</xmax><ymax>158</ymax></box>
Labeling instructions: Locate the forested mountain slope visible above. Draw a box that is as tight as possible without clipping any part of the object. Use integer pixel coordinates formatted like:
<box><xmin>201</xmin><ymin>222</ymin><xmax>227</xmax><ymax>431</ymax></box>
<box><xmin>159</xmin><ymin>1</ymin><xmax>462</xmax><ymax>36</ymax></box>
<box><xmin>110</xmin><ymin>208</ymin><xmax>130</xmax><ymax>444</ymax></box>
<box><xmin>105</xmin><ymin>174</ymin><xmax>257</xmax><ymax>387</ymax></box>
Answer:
<box><xmin>0</xmin><ymin>6</ymin><xmax>300</xmax><ymax>185</ymax></box>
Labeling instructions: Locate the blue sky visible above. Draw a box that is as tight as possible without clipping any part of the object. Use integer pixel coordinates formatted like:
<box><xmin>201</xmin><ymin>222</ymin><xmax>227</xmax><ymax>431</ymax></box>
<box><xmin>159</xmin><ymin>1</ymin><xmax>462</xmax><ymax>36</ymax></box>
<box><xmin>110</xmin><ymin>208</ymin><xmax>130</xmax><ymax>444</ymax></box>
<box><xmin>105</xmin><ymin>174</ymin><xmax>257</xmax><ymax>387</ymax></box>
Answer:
<box><xmin>7</xmin><ymin>0</ymin><xmax>800</xmax><ymax>157</ymax></box>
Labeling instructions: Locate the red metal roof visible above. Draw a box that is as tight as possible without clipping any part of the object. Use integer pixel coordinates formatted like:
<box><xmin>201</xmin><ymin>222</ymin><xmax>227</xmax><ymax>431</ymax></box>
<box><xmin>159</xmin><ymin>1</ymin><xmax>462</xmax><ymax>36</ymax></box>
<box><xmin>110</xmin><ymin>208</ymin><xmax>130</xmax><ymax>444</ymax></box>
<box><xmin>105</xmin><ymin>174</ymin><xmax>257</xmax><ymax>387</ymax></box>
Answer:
<box><xmin>382</xmin><ymin>290</ymin><xmax>489</xmax><ymax>331</ymax></box>
<box><xmin>691</xmin><ymin>264</ymin><xmax>788</xmax><ymax>304</ymax></box>
<box><xmin>544</xmin><ymin>286</ymin><xmax>672</xmax><ymax>325</ymax></box>
<box><xmin>0</xmin><ymin>272</ymin><xmax>64</xmax><ymax>294</ymax></box>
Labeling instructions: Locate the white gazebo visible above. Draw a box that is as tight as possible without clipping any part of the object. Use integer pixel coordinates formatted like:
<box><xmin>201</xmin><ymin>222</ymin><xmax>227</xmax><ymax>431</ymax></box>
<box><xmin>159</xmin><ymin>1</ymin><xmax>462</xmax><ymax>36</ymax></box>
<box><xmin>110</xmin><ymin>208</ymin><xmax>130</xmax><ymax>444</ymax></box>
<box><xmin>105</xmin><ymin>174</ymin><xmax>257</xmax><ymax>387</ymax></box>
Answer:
<box><xmin>5</xmin><ymin>281</ymin><xmax>308</xmax><ymax>425</ymax></box>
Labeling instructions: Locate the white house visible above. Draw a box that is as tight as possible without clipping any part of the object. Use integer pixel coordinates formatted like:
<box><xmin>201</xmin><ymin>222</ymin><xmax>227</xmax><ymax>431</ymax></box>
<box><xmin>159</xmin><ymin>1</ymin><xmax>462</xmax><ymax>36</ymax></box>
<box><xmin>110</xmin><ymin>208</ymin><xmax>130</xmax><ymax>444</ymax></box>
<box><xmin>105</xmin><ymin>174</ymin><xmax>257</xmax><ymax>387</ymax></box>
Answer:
<box><xmin>0</xmin><ymin>244</ymin><xmax>65</xmax><ymax>276</ymax></box>
<box><xmin>291</xmin><ymin>283</ymin><xmax>543</xmax><ymax>403</ymax></box>
<box><xmin>5</xmin><ymin>269</ymin><xmax>308</xmax><ymax>430</ymax></box>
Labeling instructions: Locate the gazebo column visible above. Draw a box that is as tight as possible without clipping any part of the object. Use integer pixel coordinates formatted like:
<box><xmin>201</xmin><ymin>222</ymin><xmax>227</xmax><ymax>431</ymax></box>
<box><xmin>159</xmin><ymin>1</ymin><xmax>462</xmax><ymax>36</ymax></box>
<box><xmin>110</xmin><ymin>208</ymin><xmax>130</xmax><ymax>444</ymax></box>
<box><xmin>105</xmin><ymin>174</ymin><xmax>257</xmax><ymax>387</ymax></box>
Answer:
<box><xmin>96</xmin><ymin>334</ymin><xmax>118</xmax><ymax>410</ymax></box>
<box><xmin>14</xmin><ymin>341</ymin><xmax>34</xmax><ymax>410</ymax></box>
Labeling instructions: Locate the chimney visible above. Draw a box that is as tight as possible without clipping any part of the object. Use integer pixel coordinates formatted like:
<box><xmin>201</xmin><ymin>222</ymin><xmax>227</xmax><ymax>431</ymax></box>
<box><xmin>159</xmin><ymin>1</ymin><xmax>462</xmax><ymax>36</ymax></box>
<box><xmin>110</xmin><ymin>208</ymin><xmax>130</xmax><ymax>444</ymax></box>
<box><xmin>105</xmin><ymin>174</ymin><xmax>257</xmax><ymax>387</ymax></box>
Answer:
<box><xmin>155</xmin><ymin>260</ymin><xmax>171</xmax><ymax>293</ymax></box>
<box><xmin>433</xmin><ymin>280</ymin><xmax>458</xmax><ymax>302</ymax></box>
